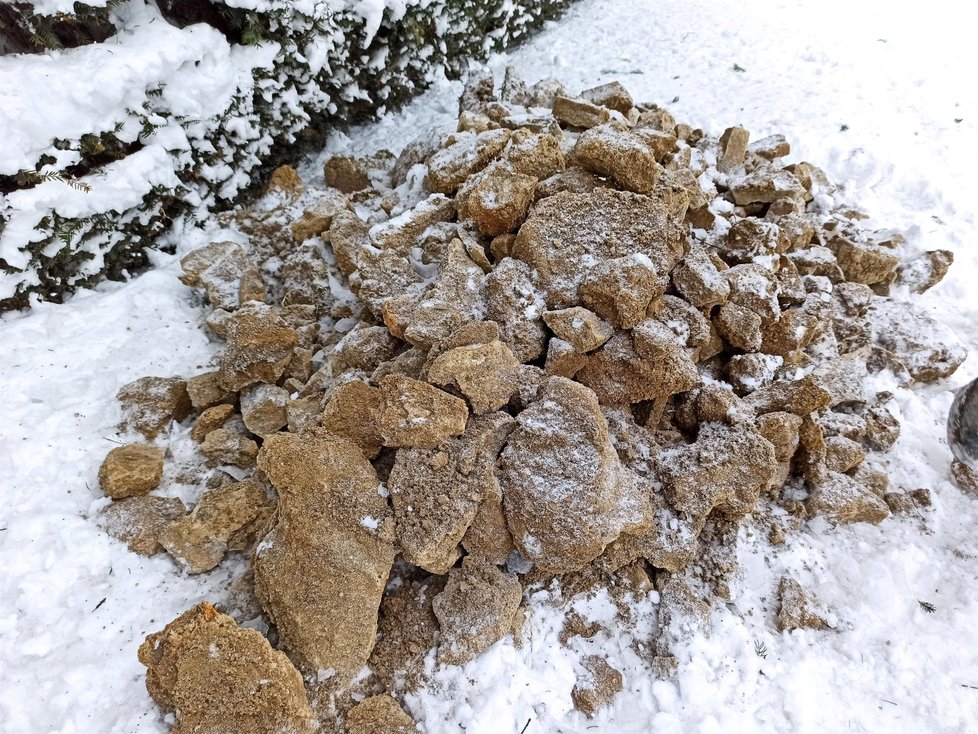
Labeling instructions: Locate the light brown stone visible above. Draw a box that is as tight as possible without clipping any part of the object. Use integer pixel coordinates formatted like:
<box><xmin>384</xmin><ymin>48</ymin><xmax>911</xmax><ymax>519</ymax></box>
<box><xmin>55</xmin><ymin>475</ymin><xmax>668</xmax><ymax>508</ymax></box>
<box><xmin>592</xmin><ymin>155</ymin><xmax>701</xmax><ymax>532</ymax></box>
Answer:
<box><xmin>715</xmin><ymin>301</ymin><xmax>763</xmax><ymax>352</ymax></box>
<box><xmin>200</xmin><ymin>428</ymin><xmax>258</xmax><ymax>469</ymax></box>
<box><xmin>499</xmin><ymin>377</ymin><xmax>650</xmax><ymax>572</ymax></box>
<box><xmin>374</xmin><ymin>374</ymin><xmax>469</xmax><ymax>449</ymax></box>
<box><xmin>485</xmin><ymin>257</ymin><xmax>548</xmax><ymax>362</ymax></box>
<box><xmin>99</xmin><ymin>495</ymin><xmax>186</xmax><ymax>556</ymax></box>
<box><xmin>425</xmin><ymin>129</ymin><xmax>511</xmax><ymax>194</ymax></box>
<box><xmin>320</xmin><ymin>380</ymin><xmax>383</xmax><ymax>459</ymax></box>
<box><xmin>552</xmin><ymin>95</ymin><xmax>612</xmax><ymax>128</ymax></box>
<box><xmin>730</xmin><ymin>167</ymin><xmax>806</xmax><ymax>206</ymax></box>
<box><xmin>160</xmin><ymin>480</ymin><xmax>272</xmax><ymax>574</ymax></box>
<box><xmin>579</xmin><ymin>254</ymin><xmax>663</xmax><ymax>329</ymax></box>
<box><xmin>186</xmin><ymin>371</ymin><xmax>234</xmax><ymax>410</ymax></box>
<box><xmin>542</xmin><ymin>307</ymin><xmax>614</xmax><ymax>353</ymax></box>
<box><xmin>389</xmin><ymin>413</ymin><xmax>514</xmax><ymax>573</ymax></box>
<box><xmin>464</xmin><ymin>166</ymin><xmax>538</xmax><ymax>236</ymax></box>
<box><xmin>117</xmin><ymin>376</ymin><xmax>191</xmax><ymax>440</ymax></box>
<box><xmin>577</xmin><ymin>331</ymin><xmax>700</xmax><ymax>406</ymax></box>
<box><xmin>580</xmin><ymin>81</ymin><xmax>633</xmax><ymax>115</ymax></box>
<box><xmin>432</xmin><ymin>557</ymin><xmax>522</xmax><ymax>665</ymax></box>
<box><xmin>512</xmin><ymin>189</ymin><xmax>685</xmax><ymax>308</ymax></box>
<box><xmin>324</xmin><ymin>155</ymin><xmax>371</xmax><ymax>193</ymax></box>
<box><xmin>717</xmin><ymin>126</ymin><xmax>750</xmax><ymax>173</ymax></box>
<box><xmin>671</xmin><ymin>247</ymin><xmax>730</xmax><ymax>309</ymax></box>
<box><xmin>240</xmin><ymin>383</ymin><xmax>289</xmax><ymax>436</ymax></box>
<box><xmin>291</xmin><ymin>189</ymin><xmax>350</xmax><ymax>242</ymax></box>
<box><xmin>98</xmin><ymin>443</ymin><xmax>165</xmax><ymax>499</ymax></box>
<box><xmin>657</xmin><ymin>421</ymin><xmax>778</xmax><ymax>520</ymax></box>
<box><xmin>190</xmin><ymin>404</ymin><xmax>235</xmax><ymax>442</ymax></box>
<box><xmin>217</xmin><ymin>304</ymin><xmax>299</xmax><ymax>392</ymax></box>
<box><xmin>254</xmin><ymin>432</ymin><xmax>396</xmax><ymax>675</ymax></box>
<box><xmin>776</xmin><ymin>577</ymin><xmax>830</xmax><ymax>631</ymax></box>
<box><xmin>138</xmin><ymin>603</ymin><xmax>316</xmax><ymax>734</ymax></box>
<box><xmin>574</xmin><ymin>122</ymin><xmax>663</xmax><ymax>195</ymax></box>
<box><xmin>806</xmin><ymin>471</ymin><xmax>890</xmax><ymax>524</ymax></box>
<box><xmin>427</xmin><ymin>340</ymin><xmax>521</xmax><ymax>414</ymax></box>
<box><xmin>572</xmin><ymin>656</ymin><xmax>623</xmax><ymax>717</ymax></box>
<box><xmin>346</xmin><ymin>695</ymin><xmax>416</xmax><ymax>734</ymax></box>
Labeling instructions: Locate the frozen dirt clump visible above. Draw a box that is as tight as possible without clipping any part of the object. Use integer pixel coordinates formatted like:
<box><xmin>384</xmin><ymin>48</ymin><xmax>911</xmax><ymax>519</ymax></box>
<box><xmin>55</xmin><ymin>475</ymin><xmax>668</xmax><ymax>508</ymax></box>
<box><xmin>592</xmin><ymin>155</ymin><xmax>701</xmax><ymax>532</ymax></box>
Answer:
<box><xmin>254</xmin><ymin>432</ymin><xmax>396</xmax><ymax>677</ymax></box>
<box><xmin>119</xmin><ymin>70</ymin><xmax>967</xmax><ymax>731</ymax></box>
<box><xmin>138</xmin><ymin>602</ymin><xmax>317</xmax><ymax>734</ymax></box>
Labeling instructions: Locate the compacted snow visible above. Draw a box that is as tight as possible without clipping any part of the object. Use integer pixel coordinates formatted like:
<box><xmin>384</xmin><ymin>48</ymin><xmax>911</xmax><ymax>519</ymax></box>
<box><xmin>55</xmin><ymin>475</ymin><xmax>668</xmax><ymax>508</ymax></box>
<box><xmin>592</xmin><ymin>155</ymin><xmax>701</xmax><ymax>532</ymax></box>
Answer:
<box><xmin>2</xmin><ymin>0</ymin><xmax>978</xmax><ymax>732</ymax></box>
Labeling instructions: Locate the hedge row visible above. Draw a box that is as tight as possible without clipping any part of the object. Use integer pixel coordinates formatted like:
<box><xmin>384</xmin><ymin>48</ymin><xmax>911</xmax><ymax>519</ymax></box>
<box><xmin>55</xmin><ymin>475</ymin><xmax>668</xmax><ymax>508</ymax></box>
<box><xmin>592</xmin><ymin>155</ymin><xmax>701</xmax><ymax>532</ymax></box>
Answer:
<box><xmin>0</xmin><ymin>0</ymin><xmax>575</xmax><ymax>311</ymax></box>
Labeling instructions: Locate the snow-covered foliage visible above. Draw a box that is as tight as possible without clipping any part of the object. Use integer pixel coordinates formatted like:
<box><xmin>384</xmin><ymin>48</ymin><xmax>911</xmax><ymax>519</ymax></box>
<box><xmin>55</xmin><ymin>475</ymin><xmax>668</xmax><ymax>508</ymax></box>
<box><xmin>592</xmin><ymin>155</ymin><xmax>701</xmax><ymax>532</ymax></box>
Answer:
<box><xmin>0</xmin><ymin>0</ymin><xmax>573</xmax><ymax>310</ymax></box>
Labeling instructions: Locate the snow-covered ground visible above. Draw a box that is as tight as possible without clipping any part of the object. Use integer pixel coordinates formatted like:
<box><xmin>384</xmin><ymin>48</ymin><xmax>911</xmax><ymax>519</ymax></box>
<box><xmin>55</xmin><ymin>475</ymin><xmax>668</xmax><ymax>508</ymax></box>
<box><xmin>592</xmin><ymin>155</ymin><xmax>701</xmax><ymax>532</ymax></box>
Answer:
<box><xmin>2</xmin><ymin>0</ymin><xmax>978</xmax><ymax>732</ymax></box>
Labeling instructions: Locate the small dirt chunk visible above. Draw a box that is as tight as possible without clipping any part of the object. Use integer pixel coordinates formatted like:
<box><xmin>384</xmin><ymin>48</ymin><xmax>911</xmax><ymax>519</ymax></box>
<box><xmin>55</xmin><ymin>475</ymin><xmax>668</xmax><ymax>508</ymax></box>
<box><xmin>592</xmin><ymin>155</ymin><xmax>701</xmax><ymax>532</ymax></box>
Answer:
<box><xmin>572</xmin><ymin>656</ymin><xmax>623</xmax><ymax>717</ymax></box>
<box><xmin>200</xmin><ymin>428</ymin><xmax>258</xmax><ymax>469</ymax></box>
<box><xmin>432</xmin><ymin>557</ymin><xmax>522</xmax><ymax>665</ymax></box>
<box><xmin>346</xmin><ymin>695</ymin><xmax>416</xmax><ymax>734</ymax></box>
<box><xmin>98</xmin><ymin>444</ymin><xmax>165</xmax><ymax>499</ymax></box>
<box><xmin>99</xmin><ymin>495</ymin><xmax>185</xmax><ymax>556</ymax></box>
<box><xmin>240</xmin><ymin>383</ymin><xmax>289</xmax><ymax>436</ymax></box>
<box><xmin>117</xmin><ymin>376</ymin><xmax>191</xmax><ymax>439</ymax></box>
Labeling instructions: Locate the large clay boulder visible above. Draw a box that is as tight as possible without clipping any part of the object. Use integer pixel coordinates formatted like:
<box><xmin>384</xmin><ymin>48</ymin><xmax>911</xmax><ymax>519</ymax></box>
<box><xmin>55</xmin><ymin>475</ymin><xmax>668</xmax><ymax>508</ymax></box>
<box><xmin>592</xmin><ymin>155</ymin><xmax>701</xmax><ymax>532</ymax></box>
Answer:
<box><xmin>253</xmin><ymin>432</ymin><xmax>396</xmax><ymax>675</ymax></box>
<box><xmin>499</xmin><ymin>377</ymin><xmax>650</xmax><ymax>573</ymax></box>
<box><xmin>138</xmin><ymin>603</ymin><xmax>316</xmax><ymax>734</ymax></box>
<box><xmin>512</xmin><ymin>189</ymin><xmax>686</xmax><ymax>308</ymax></box>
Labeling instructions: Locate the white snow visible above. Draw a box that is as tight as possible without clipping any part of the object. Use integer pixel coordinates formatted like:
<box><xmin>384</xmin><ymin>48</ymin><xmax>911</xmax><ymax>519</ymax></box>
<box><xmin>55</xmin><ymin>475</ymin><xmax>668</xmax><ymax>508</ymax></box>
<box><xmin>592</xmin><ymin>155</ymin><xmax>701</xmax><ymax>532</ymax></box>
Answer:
<box><xmin>3</xmin><ymin>0</ymin><xmax>978</xmax><ymax>732</ymax></box>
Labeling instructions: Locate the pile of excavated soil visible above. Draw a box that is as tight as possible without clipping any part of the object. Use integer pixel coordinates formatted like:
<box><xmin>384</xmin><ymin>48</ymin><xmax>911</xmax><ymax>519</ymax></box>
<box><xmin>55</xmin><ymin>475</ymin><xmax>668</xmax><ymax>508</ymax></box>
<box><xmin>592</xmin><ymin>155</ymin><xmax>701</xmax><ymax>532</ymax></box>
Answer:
<box><xmin>95</xmin><ymin>70</ymin><xmax>967</xmax><ymax>732</ymax></box>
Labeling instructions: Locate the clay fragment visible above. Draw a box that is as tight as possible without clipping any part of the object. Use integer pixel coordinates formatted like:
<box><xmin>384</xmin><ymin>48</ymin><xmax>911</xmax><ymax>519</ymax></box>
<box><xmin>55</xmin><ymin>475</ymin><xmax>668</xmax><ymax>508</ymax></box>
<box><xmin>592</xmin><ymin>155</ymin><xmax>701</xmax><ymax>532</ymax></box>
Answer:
<box><xmin>138</xmin><ymin>603</ymin><xmax>316</xmax><ymax>734</ymax></box>
<box><xmin>99</xmin><ymin>495</ymin><xmax>185</xmax><ymax>556</ymax></box>
<box><xmin>346</xmin><ymin>695</ymin><xmax>417</xmax><ymax>734</ymax></box>
<box><xmin>98</xmin><ymin>444</ymin><xmax>165</xmax><ymax>499</ymax></box>
<box><xmin>432</xmin><ymin>557</ymin><xmax>522</xmax><ymax>665</ymax></box>
<box><xmin>117</xmin><ymin>376</ymin><xmax>191</xmax><ymax>440</ymax></box>
<box><xmin>777</xmin><ymin>577</ymin><xmax>830</xmax><ymax>631</ymax></box>
<box><xmin>254</xmin><ymin>432</ymin><xmax>396</xmax><ymax>675</ymax></box>
<box><xmin>572</xmin><ymin>656</ymin><xmax>623</xmax><ymax>717</ymax></box>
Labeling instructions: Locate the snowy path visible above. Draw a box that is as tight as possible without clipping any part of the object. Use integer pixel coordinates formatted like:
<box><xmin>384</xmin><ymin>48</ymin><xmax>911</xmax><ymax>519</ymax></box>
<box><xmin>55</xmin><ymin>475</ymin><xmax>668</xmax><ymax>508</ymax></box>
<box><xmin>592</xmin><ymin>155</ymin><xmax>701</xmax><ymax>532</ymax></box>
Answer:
<box><xmin>3</xmin><ymin>0</ymin><xmax>978</xmax><ymax>732</ymax></box>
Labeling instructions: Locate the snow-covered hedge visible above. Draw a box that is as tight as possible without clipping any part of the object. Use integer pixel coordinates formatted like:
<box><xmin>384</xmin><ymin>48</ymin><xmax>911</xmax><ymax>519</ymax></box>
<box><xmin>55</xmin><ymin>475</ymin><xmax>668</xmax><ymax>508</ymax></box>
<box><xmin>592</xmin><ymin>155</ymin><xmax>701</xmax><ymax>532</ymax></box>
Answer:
<box><xmin>0</xmin><ymin>0</ymin><xmax>574</xmax><ymax>311</ymax></box>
